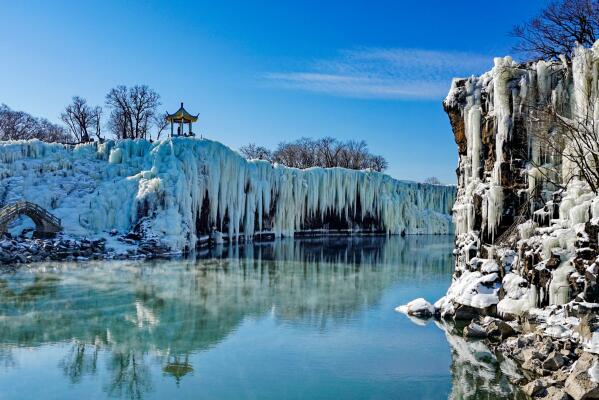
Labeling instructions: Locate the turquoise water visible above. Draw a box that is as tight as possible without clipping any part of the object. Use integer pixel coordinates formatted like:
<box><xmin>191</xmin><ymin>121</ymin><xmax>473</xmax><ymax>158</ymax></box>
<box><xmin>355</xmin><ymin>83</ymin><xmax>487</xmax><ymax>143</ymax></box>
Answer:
<box><xmin>0</xmin><ymin>236</ymin><xmax>521</xmax><ymax>399</ymax></box>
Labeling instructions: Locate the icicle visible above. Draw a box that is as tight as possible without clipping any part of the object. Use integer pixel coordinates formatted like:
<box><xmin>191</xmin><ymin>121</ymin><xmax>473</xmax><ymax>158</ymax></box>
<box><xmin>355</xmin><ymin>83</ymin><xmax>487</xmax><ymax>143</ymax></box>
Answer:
<box><xmin>0</xmin><ymin>138</ymin><xmax>457</xmax><ymax>251</ymax></box>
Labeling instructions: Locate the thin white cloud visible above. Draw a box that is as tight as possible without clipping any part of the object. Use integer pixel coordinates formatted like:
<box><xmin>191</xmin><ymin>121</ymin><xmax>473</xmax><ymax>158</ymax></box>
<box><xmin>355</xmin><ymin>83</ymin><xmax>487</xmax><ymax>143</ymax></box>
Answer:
<box><xmin>265</xmin><ymin>48</ymin><xmax>492</xmax><ymax>100</ymax></box>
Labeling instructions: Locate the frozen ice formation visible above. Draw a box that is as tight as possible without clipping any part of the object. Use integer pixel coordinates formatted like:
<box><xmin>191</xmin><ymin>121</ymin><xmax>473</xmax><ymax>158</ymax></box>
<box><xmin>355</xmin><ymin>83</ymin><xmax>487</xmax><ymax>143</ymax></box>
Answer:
<box><xmin>0</xmin><ymin>138</ymin><xmax>455</xmax><ymax>251</ymax></box>
<box><xmin>440</xmin><ymin>42</ymin><xmax>599</xmax><ymax>318</ymax></box>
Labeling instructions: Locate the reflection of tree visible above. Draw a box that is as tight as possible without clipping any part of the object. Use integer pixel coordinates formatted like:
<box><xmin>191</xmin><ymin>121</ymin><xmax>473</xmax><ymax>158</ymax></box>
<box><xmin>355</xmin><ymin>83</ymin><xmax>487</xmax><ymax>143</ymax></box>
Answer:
<box><xmin>0</xmin><ymin>348</ymin><xmax>15</xmax><ymax>369</ymax></box>
<box><xmin>106</xmin><ymin>351</ymin><xmax>152</xmax><ymax>400</ymax></box>
<box><xmin>0</xmin><ymin>236</ymin><xmax>453</xmax><ymax>351</ymax></box>
<box><xmin>59</xmin><ymin>342</ymin><xmax>99</xmax><ymax>384</ymax></box>
<box><xmin>0</xmin><ymin>274</ymin><xmax>59</xmax><ymax>304</ymax></box>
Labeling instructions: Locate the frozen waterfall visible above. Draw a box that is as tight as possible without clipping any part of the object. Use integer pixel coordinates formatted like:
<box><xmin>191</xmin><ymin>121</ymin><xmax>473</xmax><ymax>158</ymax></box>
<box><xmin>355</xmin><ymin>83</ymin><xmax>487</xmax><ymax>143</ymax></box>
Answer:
<box><xmin>0</xmin><ymin>138</ymin><xmax>455</xmax><ymax>250</ymax></box>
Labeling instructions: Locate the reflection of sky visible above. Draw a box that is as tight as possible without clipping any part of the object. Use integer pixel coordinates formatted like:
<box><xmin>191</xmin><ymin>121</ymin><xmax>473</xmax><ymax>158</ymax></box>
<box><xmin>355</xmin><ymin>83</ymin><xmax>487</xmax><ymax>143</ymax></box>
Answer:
<box><xmin>0</xmin><ymin>236</ymin><xmax>456</xmax><ymax>399</ymax></box>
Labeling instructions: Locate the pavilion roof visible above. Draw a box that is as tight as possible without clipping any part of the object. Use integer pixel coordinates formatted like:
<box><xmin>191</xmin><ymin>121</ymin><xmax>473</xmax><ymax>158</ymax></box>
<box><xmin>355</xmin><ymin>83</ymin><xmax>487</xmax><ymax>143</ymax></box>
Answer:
<box><xmin>166</xmin><ymin>103</ymin><xmax>198</xmax><ymax>123</ymax></box>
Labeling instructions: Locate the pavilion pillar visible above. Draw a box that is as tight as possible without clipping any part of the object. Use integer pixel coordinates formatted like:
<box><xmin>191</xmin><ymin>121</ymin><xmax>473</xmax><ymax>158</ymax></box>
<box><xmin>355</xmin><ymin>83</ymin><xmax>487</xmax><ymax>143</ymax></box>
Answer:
<box><xmin>170</xmin><ymin>121</ymin><xmax>173</xmax><ymax>137</ymax></box>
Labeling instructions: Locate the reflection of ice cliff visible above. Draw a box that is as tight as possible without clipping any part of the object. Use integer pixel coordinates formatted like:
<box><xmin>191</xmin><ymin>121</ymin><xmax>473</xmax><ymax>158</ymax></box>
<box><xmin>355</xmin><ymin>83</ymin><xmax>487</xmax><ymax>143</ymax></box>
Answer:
<box><xmin>0</xmin><ymin>236</ymin><xmax>456</xmax><ymax>399</ymax></box>
<box><xmin>436</xmin><ymin>322</ymin><xmax>527</xmax><ymax>400</ymax></box>
<box><xmin>0</xmin><ymin>236</ymin><xmax>454</xmax><ymax>355</ymax></box>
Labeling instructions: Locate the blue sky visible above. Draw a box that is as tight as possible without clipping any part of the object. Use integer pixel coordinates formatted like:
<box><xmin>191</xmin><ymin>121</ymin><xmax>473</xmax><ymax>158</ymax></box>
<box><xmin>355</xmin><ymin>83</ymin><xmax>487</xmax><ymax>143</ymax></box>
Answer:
<box><xmin>0</xmin><ymin>0</ymin><xmax>544</xmax><ymax>183</ymax></box>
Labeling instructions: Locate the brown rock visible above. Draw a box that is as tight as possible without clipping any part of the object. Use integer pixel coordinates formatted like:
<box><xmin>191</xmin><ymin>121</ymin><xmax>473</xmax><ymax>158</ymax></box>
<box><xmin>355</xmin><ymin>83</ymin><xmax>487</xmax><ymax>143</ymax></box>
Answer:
<box><xmin>565</xmin><ymin>352</ymin><xmax>599</xmax><ymax>400</ymax></box>
<box><xmin>464</xmin><ymin>322</ymin><xmax>487</xmax><ymax>338</ymax></box>
<box><xmin>543</xmin><ymin>351</ymin><xmax>566</xmax><ymax>371</ymax></box>
<box><xmin>545</xmin><ymin>386</ymin><xmax>571</xmax><ymax>400</ymax></box>
<box><xmin>486</xmin><ymin>319</ymin><xmax>516</xmax><ymax>339</ymax></box>
<box><xmin>523</xmin><ymin>379</ymin><xmax>547</xmax><ymax>397</ymax></box>
<box><xmin>546</xmin><ymin>254</ymin><xmax>561</xmax><ymax>270</ymax></box>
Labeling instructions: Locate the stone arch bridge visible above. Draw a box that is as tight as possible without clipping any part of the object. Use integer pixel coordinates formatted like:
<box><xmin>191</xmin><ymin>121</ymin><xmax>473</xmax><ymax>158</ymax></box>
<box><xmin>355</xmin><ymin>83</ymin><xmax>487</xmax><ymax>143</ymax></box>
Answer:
<box><xmin>0</xmin><ymin>201</ymin><xmax>62</xmax><ymax>238</ymax></box>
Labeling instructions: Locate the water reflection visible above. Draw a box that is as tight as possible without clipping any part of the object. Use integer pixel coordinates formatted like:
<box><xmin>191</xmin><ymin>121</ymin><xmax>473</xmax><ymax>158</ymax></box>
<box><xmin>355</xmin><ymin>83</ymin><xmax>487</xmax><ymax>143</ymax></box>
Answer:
<box><xmin>0</xmin><ymin>237</ymin><xmax>453</xmax><ymax>351</ymax></box>
<box><xmin>439</xmin><ymin>322</ymin><xmax>526</xmax><ymax>400</ymax></box>
<box><xmin>0</xmin><ymin>236</ymin><xmax>521</xmax><ymax>399</ymax></box>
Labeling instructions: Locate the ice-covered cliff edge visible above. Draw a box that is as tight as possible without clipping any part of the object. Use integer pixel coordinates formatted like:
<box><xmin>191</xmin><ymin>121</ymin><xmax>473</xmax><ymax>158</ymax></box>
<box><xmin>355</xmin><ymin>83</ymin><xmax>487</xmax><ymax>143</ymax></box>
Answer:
<box><xmin>440</xmin><ymin>45</ymin><xmax>599</xmax><ymax>318</ymax></box>
<box><xmin>395</xmin><ymin>44</ymin><xmax>599</xmax><ymax>398</ymax></box>
<box><xmin>0</xmin><ymin>138</ymin><xmax>455</xmax><ymax>251</ymax></box>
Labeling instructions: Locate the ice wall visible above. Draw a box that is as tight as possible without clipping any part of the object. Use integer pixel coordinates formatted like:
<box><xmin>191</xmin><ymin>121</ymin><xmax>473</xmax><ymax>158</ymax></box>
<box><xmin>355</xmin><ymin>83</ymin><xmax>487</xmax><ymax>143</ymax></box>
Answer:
<box><xmin>441</xmin><ymin>42</ymin><xmax>599</xmax><ymax>316</ymax></box>
<box><xmin>0</xmin><ymin>138</ymin><xmax>455</xmax><ymax>250</ymax></box>
<box><xmin>445</xmin><ymin>53</ymin><xmax>571</xmax><ymax>241</ymax></box>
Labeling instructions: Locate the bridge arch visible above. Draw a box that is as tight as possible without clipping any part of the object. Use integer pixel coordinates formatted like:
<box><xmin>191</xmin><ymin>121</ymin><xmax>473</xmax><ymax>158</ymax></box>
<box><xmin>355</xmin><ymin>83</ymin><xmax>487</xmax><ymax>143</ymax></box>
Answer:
<box><xmin>0</xmin><ymin>201</ymin><xmax>62</xmax><ymax>238</ymax></box>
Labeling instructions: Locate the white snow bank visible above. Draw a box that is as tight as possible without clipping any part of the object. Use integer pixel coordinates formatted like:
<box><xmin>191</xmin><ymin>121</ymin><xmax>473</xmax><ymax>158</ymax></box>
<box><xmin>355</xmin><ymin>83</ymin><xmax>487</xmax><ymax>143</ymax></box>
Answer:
<box><xmin>444</xmin><ymin>269</ymin><xmax>501</xmax><ymax>309</ymax></box>
<box><xmin>497</xmin><ymin>273</ymin><xmax>537</xmax><ymax>317</ymax></box>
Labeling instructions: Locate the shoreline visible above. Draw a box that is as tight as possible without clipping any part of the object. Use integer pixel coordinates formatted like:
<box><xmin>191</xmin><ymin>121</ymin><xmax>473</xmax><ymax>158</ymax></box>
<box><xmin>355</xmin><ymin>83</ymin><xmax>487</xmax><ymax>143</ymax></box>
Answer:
<box><xmin>0</xmin><ymin>232</ymin><xmax>455</xmax><ymax>265</ymax></box>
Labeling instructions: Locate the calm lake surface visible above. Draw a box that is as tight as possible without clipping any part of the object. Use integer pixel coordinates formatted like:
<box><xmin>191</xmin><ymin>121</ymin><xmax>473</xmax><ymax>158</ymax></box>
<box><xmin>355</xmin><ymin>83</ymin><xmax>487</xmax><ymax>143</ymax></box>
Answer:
<box><xmin>0</xmin><ymin>236</ymin><xmax>523</xmax><ymax>399</ymax></box>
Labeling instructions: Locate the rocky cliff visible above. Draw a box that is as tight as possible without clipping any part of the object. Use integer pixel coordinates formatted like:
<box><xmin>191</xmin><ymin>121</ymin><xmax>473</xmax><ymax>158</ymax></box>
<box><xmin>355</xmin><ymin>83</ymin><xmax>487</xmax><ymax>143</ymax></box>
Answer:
<box><xmin>440</xmin><ymin>47</ymin><xmax>599</xmax><ymax>317</ymax></box>
<box><xmin>430</xmin><ymin>45</ymin><xmax>599</xmax><ymax>398</ymax></box>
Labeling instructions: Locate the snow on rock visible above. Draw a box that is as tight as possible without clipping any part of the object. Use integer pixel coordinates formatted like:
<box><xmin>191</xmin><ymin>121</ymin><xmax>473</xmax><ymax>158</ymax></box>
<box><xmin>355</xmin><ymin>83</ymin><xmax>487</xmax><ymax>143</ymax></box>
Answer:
<box><xmin>0</xmin><ymin>138</ymin><xmax>456</xmax><ymax>251</ymax></box>
<box><xmin>497</xmin><ymin>273</ymin><xmax>537</xmax><ymax>317</ymax></box>
<box><xmin>444</xmin><ymin>270</ymin><xmax>500</xmax><ymax>310</ymax></box>
<box><xmin>395</xmin><ymin>298</ymin><xmax>435</xmax><ymax>318</ymax></box>
<box><xmin>585</xmin><ymin>332</ymin><xmax>599</xmax><ymax>355</ymax></box>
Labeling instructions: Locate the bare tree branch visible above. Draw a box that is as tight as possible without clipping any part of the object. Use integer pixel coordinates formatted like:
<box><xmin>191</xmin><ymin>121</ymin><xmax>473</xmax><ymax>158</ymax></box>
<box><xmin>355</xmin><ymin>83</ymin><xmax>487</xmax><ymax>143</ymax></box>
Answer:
<box><xmin>239</xmin><ymin>137</ymin><xmax>388</xmax><ymax>172</ymax></box>
<box><xmin>511</xmin><ymin>0</ymin><xmax>599</xmax><ymax>61</ymax></box>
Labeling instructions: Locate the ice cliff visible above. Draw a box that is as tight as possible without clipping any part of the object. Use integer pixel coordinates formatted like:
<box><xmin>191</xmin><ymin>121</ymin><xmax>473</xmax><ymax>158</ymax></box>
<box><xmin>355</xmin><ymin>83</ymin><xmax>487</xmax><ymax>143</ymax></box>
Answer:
<box><xmin>0</xmin><ymin>138</ymin><xmax>455</xmax><ymax>251</ymax></box>
<box><xmin>440</xmin><ymin>43</ymin><xmax>599</xmax><ymax>319</ymax></box>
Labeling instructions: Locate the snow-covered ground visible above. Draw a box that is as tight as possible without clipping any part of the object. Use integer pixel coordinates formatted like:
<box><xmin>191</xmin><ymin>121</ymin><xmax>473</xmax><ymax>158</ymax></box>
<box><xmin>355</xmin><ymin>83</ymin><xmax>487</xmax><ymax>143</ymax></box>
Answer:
<box><xmin>0</xmin><ymin>138</ymin><xmax>455</xmax><ymax>251</ymax></box>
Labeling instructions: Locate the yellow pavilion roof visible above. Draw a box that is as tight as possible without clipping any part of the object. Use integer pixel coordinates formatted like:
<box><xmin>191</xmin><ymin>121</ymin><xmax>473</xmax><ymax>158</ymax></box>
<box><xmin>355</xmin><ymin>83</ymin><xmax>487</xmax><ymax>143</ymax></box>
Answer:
<box><xmin>166</xmin><ymin>103</ymin><xmax>198</xmax><ymax>123</ymax></box>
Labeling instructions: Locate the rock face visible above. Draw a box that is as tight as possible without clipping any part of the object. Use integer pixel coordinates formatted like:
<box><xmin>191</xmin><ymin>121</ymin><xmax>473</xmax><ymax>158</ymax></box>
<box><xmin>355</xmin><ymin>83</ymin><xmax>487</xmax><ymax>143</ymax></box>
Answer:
<box><xmin>565</xmin><ymin>352</ymin><xmax>599</xmax><ymax>400</ymax></box>
<box><xmin>442</xmin><ymin>45</ymin><xmax>599</xmax><ymax>319</ymax></box>
<box><xmin>437</xmin><ymin>43</ymin><xmax>599</xmax><ymax>397</ymax></box>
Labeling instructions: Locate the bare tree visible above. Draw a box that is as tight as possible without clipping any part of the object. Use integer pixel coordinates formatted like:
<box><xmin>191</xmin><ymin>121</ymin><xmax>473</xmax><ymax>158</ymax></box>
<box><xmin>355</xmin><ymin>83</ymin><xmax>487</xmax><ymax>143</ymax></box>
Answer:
<box><xmin>511</xmin><ymin>0</ymin><xmax>599</xmax><ymax>61</ymax></box>
<box><xmin>61</xmin><ymin>96</ymin><xmax>102</xmax><ymax>143</ymax></box>
<box><xmin>365</xmin><ymin>155</ymin><xmax>389</xmax><ymax>172</ymax></box>
<box><xmin>240</xmin><ymin>137</ymin><xmax>388</xmax><ymax>172</ymax></box>
<box><xmin>536</xmin><ymin>107</ymin><xmax>599</xmax><ymax>193</ymax></box>
<box><xmin>519</xmin><ymin>69</ymin><xmax>599</xmax><ymax>196</ymax></box>
<box><xmin>339</xmin><ymin>140</ymin><xmax>369</xmax><ymax>170</ymax></box>
<box><xmin>105</xmin><ymin>85</ymin><xmax>160</xmax><ymax>139</ymax></box>
<box><xmin>272</xmin><ymin>137</ymin><xmax>318</xmax><ymax>169</ymax></box>
<box><xmin>152</xmin><ymin>112</ymin><xmax>169</xmax><ymax>141</ymax></box>
<box><xmin>239</xmin><ymin>143</ymin><xmax>272</xmax><ymax>161</ymax></box>
<box><xmin>424</xmin><ymin>176</ymin><xmax>442</xmax><ymax>185</ymax></box>
<box><xmin>130</xmin><ymin>85</ymin><xmax>160</xmax><ymax>139</ymax></box>
<box><xmin>315</xmin><ymin>137</ymin><xmax>345</xmax><ymax>168</ymax></box>
<box><xmin>92</xmin><ymin>106</ymin><xmax>103</xmax><ymax>141</ymax></box>
<box><xmin>36</xmin><ymin>118</ymin><xmax>72</xmax><ymax>143</ymax></box>
<box><xmin>0</xmin><ymin>104</ymin><xmax>71</xmax><ymax>143</ymax></box>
